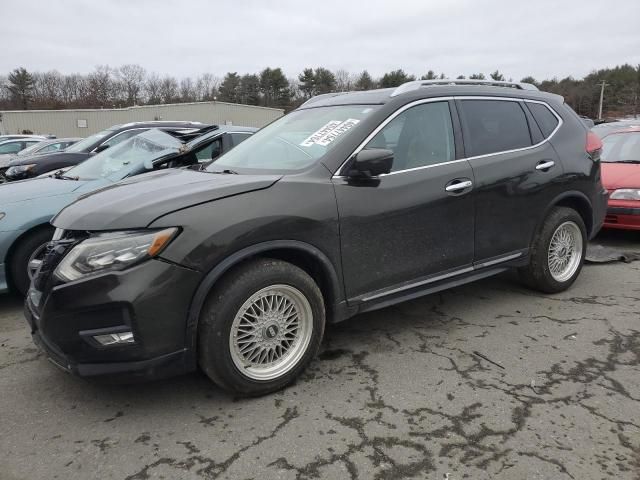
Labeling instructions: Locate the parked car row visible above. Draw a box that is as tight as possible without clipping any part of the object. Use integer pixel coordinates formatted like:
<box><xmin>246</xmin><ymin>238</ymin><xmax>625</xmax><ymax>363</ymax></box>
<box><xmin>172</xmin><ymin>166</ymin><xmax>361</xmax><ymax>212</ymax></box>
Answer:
<box><xmin>0</xmin><ymin>123</ymin><xmax>256</xmax><ymax>294</ymax></box>
<box><xmin>12</xmin><ymin>79</ymin><xmax>613</xmax><ymax>396</ymax></box>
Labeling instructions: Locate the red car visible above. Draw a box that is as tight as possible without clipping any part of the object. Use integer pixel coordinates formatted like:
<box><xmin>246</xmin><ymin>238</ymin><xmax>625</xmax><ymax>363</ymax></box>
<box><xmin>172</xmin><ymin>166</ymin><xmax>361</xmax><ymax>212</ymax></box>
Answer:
<box><xmin>600</xmin><ymin>127</ymin><xmax>640</xmax><ymax>230</ymax></box>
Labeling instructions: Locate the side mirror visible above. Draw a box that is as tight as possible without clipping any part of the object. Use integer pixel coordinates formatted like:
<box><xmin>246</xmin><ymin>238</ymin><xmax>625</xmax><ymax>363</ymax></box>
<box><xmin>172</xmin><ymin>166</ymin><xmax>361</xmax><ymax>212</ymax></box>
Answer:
<box><xmin>347</xmin><ymin>148</ymin><xmax>394</xmax><ymax>178</ymax></box>
<box><xmin>94</xmin><ymin>144</ymin><xmax>110</xmax><ymax>154</ymax></box>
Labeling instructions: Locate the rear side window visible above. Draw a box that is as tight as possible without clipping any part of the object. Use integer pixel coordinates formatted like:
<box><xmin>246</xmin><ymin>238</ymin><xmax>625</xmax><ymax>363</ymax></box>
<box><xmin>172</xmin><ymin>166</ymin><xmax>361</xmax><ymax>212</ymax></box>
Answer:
<box><xmin>459</xmin><ymin>100</ymin><xmax>532</xmax><ymax>157</ymax></box>
<box><xmin>526</xmin><ymin>102</ymin><xmax>560</xmax><ymax>138</ymax></box>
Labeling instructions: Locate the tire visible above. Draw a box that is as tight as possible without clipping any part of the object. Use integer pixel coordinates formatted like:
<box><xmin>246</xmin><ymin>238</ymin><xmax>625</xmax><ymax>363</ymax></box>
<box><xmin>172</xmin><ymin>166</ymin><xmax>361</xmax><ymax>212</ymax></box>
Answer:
<box><xmin>9</xmin><ymin>227</ymin><xmax>54</xmax><ymax>295</ymax></box>
<box><xmin>198</xmin><ymin>258</ymin><xmax>325</xmax><ymax>396</ymax></box>
<box><xmin>519</xmin><ymin>207</ymin><xmax>587</xmax><ymax>293</ymax></box>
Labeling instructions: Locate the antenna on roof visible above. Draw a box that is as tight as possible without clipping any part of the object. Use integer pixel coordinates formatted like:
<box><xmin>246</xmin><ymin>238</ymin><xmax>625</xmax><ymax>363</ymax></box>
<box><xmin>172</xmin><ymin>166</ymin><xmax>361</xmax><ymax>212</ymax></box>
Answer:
<box><xmin>390</xmin><ymin>79</ymin><xmax>539</xmax><ymax>97</ymax></box>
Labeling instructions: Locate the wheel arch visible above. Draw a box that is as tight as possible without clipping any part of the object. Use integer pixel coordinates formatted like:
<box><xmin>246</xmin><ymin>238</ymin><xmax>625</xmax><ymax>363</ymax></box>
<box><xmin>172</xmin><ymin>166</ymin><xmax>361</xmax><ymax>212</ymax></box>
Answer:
<box><xmin>536</xmin><ymin>191</ymin><xmax>594</xmax><ymax>241</ymax></box>
<box><xmin>185</xmin><ymin>240</ymin><xmax>345</xmax><ymax>367</ymax></box>
<box><xmin>4</xmin><ymin>223</ymin><xmax>54</xmax><ymax>288</ymax></box>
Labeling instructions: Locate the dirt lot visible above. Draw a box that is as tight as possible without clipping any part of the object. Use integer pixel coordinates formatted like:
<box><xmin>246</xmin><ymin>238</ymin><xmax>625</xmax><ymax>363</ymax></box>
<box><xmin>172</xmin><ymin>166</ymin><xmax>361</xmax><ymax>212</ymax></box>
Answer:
<box><xmin>1</xmin><ymin>231</ymin><xmax>639</xmax><ymax>480</ymax></box>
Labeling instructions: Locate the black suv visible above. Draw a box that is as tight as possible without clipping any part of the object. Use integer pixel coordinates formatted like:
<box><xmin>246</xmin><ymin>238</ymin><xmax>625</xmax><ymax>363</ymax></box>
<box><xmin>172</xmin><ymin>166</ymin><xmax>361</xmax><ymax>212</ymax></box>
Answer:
<box><xmin>4</xmin><ymin>121</ymin><xmax>209</xmax><ymax>181</ymax></box>
<box><xmin>26</xmin><ymin>80</ymin><xmax>607</xmax><ymax>395</ymax></box>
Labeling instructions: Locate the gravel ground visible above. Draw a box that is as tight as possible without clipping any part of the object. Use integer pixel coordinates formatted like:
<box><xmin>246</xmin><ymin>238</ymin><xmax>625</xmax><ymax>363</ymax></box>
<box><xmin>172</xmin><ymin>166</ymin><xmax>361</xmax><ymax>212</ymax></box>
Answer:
<box><xmin>1</xmin><ymin>230</ymin><xmax>639</xmax><ymax>480</ymax></box>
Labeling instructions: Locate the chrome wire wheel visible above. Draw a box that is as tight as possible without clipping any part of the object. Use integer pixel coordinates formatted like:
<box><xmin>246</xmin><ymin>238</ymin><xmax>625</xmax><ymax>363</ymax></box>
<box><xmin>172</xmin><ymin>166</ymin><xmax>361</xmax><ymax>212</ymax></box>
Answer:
<box><xmin>547</xmin><ymin>221</ymin><xmax>583</xmax><ymax>282</ymax></box>
<box><xmin>229</xmin><ymin>284</ymin><xmax>313</xmax><ymax>381</ymax></box>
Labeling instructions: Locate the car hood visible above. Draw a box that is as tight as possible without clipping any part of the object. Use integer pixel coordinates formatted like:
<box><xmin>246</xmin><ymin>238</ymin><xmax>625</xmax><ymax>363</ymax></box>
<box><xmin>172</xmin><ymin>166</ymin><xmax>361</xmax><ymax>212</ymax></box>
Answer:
<box><xmin>0</xmin><ymin>154</ymin><xmax>15</xmax><ymax>168</ymax></box>
<box><xmin>53</xmin><ymin>169</ymin><xmax>282</xmax><ymax>230</ymax></box>
<box><xmin>601</xmin><ymin>162</ymin><xmax>640</xmax><ymax>190</ymax></box>
<box><xmin>0</xmin><ymin>177</ymin><xmax>94</xmax><ymax>206</ymax></box>
<box><xmin>8</xmin><ymin>151</ymin><xmax>90</xmax><ymax>167</ymax></box>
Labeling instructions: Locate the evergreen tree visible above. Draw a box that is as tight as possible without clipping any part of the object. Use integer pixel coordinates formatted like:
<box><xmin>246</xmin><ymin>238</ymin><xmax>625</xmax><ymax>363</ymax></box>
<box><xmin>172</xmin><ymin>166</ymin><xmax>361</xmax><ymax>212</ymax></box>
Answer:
<box><xmin>7</xmin><ymin>67</ymin><xmax>34</xmax><ymax>109</ymax></box>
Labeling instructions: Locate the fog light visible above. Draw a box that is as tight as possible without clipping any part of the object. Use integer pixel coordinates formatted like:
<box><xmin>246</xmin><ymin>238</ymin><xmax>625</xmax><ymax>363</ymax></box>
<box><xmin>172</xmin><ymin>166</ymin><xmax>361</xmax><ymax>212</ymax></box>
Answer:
<box><xmin>93</xmin><ymin>331</ymin><xmax>135</xmax><ymax>346</ymax></box>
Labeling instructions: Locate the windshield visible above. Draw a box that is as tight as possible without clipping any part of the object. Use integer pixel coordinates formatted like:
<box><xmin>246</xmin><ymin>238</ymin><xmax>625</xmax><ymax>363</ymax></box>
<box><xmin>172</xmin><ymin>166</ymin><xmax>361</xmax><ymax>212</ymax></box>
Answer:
<box><xmin>66</xmin><ymin>129</ymin><xmax>182</xmax><ymax>181</ymax></box>
<box><xmin>602</xmin><ymin>132</ymin><xmax>640</xmax><ymax>162</ymax></box>
<box><xmin>64</xmin><ymin>130</ymin><xmax>112</xmax><ymax>152</ymax></box>
<box><xmin>211</xmin><ymin>105</ymin><xmax>379</xmax><ymax>172</ymax></box>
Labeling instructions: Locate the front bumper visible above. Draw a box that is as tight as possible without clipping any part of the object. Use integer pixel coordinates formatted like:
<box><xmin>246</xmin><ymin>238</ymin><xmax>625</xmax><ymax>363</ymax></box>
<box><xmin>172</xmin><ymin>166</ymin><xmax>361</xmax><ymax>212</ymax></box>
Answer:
<box><xmin>604</xmin><ymin>206</ymin><xmax>640</xmax><ymax>231</ymax></box>
<box><xmin>25</xmin><ymin>258</ymin><xmax>203</xmax><ymax>381</ymax></box>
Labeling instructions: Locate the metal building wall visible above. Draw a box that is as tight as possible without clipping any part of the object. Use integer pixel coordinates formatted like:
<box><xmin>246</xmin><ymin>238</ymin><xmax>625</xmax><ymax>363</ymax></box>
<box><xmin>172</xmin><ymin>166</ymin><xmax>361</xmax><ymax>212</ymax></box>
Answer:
<box><xmin>0</xmin><ymin>101</ymin><xmax>284</xmax><ymax>137</ymax></box>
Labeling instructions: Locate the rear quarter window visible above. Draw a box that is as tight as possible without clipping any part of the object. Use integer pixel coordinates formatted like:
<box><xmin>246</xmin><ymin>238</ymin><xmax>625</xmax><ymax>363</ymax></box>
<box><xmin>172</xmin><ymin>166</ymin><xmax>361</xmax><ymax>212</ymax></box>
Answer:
<box><xmin>526</xmin><ymin>102</ymin><xmax>560</xmax><ymax>138</ymax></box>
<box><xmin>458</xmin><ymin>100</ymin><xmax>532</xmax><ymax>157</ymax></box>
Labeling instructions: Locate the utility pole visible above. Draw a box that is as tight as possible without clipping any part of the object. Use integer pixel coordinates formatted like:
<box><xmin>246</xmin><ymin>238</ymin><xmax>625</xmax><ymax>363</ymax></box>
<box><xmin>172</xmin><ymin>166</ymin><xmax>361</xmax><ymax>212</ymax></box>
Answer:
<box><xmin>597</xmin><ymin>81</ymin><xmax>608</xmax><ymax>120</ymax></box>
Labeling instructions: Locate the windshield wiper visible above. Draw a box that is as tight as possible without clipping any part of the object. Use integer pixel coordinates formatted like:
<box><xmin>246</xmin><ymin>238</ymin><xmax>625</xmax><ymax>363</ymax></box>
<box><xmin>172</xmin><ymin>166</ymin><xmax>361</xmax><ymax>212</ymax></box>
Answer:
<box><xmin>609</xmin><ymin>160</ymin><xmax>640</xmax><ymax>164</ymax></box>
<box><xmin>208</xmin><ymin>169</ymin><xmax>239</xmax><ymax>175</ymax></box>
<box><xmin>52</xmin><ymin>169</ymin><xmax>79</xmax><ymax>180</ymax></box>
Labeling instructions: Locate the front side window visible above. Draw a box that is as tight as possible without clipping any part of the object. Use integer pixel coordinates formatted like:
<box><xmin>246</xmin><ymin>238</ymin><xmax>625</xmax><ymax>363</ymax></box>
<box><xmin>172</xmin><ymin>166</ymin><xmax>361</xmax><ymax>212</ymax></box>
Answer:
<box><xmin>0</xmin><ymin>142</ymin><xmax>23</xmax><ymax>154</ymax></box>
<box><xmin>363</xmin><ymin>101</ymin><xmax>455</xmax><ymax>172</ymax></box>
<box><xmin>459</xmin><ymin>100</ymin><xmax>532</xmax><ymax>157</ymax></box>
<box><xmin>212</xmin><ymin>105</ymin><xmax>379</xmax><ymax>172</ymax></box>
<box><xmin>195</xmin><ymin>138</ymin><xmax>223</xmax><ymax>162</ymax></box>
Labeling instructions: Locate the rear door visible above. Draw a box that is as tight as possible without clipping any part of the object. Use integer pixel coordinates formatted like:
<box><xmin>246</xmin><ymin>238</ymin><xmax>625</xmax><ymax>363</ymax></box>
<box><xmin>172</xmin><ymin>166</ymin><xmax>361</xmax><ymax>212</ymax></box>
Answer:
<box><xmin>456</xmin><ymin>97</ymin><xmax>563</xmax><ymax>263</ymax></box>
<box><xmin>334</xmin><ymin>99</ymin><xmax>475</xmax><ymax>301</ymax></box>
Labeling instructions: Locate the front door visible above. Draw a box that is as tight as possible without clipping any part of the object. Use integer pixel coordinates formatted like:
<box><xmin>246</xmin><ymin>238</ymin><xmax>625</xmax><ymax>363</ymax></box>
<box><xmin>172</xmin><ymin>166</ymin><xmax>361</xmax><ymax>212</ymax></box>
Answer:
<box><xmin>333</xmin><ymin>100</ymin><xmax>475</xmax><ymax>301</ymax></box>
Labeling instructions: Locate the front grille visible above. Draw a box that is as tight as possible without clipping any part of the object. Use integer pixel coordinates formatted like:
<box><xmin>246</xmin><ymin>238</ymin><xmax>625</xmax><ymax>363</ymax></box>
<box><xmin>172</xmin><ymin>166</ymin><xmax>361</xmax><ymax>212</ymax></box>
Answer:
<box><xmin>605</xmin><ymin>214</ymin><xmax>618</xmax><ymax>224</ymax></box>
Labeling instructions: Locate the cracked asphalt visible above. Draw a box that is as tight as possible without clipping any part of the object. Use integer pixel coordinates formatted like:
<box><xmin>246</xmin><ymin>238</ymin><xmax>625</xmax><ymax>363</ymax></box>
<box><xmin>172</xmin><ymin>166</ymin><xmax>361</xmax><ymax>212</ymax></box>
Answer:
<box><xmin>1</xmin><ymin>230</ymin><xmax>639</xmax><ymax>480</ymax></box>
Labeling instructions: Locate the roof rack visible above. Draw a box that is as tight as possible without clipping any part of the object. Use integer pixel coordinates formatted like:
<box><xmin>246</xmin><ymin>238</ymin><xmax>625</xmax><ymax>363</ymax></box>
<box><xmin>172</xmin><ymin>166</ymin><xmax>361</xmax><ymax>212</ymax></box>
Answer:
<box><xmin>390</xmin><ymin>79</ymin><xmax>539</xmax><ymax>97</ymax></box>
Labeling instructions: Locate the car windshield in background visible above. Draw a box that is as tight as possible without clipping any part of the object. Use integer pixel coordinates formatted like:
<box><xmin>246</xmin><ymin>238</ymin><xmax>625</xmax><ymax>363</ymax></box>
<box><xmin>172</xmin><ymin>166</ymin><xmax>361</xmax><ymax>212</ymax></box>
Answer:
<box><xmin>211</xmin><ymin>105</ymin><xmax>379</xmax><ymax>172</ymax></box>
<box><xmin>601</xmin><ymin>131</ymin><xmax>640</xmax><ymax>162</ymax></box>
<box><xmin>66</xmin><ymin>129</ymin><xmax>182</xmax><ymax>181</ymax></box>
<box><xmin>64</xmin><ymin>130</ymin><xmax>111</xmax><ymax>152</ymax></box>
<box><xmin>16</xmin><ymin>141</ymin><xmax>46</xmax><ymax>156</ymax></box>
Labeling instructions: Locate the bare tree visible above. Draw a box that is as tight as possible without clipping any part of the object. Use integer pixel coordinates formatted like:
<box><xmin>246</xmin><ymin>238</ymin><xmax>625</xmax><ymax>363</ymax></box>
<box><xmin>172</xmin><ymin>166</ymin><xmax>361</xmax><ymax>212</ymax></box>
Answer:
<box><xmin>145</xmin><ymin>73</ymin><xmax>162</xmax><ymax>105</ymax></box>
<box><xmin>117</xmin><ymin>64</ymin><xmax>146</xmax><ymax>106</ymax></box>
<box><xmin>87</xmin><ymin>65</ymin><xmax>115</xmax><ymax>107</ymax></box>
<box><xmin>334</xmin><ymin>69</ymin><xmax>354</xmax><ymax>92</ymax></box>
<box><xmin>159</xmin><ymin>76</ymin><xmax>178</xmax><ymax>104</ymax></box>
<box><xmin>179</xmin><ymin>77</ymin><xmax>197</xmax><ymax>102</ymax></box>
<box><xmin>196</xmin><ymin>73</ymin><xmax>219</xmax><ymax>101</ymax></box>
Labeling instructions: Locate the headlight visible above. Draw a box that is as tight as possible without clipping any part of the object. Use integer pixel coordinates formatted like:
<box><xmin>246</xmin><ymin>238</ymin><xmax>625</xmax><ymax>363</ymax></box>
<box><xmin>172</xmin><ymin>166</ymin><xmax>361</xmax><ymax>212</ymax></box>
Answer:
<box><xmin>6</xmin><ymin>164</ymin><xmax>37</xmax><ymax>176</ymax></box>
<box><xmin>54</xmin><ymin>228</ymin><xmax>178</xmax><ymax>282</ymax></box>
<box><xmin>610</xmin><ymin>189</ymin><xmax>640</xmax><ymax>201</ymax></box>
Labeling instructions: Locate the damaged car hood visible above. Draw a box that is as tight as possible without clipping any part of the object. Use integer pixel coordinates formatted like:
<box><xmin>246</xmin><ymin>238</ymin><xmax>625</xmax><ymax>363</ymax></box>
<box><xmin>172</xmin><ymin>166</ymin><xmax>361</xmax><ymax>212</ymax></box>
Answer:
<box><xmin>53</xmin><ymin>168</ymin><xmax>282</xmax><ymax>230</ymax></box>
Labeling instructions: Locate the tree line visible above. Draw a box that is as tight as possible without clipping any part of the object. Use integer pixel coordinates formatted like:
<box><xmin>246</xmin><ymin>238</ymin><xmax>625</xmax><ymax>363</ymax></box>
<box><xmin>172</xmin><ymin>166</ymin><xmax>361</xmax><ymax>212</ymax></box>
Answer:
<box><xmin>1</xmin><ymin>64</ymin><xmax>638</xmax><ymax>118</ymax></box>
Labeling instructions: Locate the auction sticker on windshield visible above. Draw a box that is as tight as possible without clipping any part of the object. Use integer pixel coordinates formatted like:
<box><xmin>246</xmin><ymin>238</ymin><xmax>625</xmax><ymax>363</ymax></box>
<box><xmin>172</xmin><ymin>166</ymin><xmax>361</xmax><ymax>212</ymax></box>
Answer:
<box><xmin>300</xmin><ymin>121</ymin><xmax>343</xmax><ymax>147</ymax></box>
<box><xmin>300</xmin><ymin>119</ymin><xmax>360</xmax><ymax>147</ymax></box>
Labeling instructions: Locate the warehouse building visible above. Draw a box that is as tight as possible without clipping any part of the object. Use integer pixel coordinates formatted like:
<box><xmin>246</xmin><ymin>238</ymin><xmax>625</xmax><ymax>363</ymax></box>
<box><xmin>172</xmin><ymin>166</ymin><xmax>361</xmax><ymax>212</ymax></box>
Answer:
<box><xmin>0</xmin><ymin>101</ymin><xmax>283</xmax><ymax>137</ymax></box>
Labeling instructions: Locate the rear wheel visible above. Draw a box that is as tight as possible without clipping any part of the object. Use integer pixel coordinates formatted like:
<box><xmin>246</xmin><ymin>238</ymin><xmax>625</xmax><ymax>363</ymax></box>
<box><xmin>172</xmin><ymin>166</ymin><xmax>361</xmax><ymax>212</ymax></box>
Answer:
<box><xmin>10</xmin><ymin>227</ymin><xmax>54</xmax><ymax>295</ymax></box>
<box><xmin>198</xmin><ymin>258</ymin><xmax>325</xmax><ymax>396</ymax></box>
<box><xmin>519</xmin><ymin>207</ymin><xmax>586</xmax><ymax>293</ymax></box>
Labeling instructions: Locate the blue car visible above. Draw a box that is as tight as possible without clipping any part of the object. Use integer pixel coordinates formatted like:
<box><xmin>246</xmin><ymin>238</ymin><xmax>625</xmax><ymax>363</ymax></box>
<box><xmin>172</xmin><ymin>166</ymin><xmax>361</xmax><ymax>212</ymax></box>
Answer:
<box><xmin>0</xmin><ymin>125</ymin><xmax>255</xmax><ymax>294</ymax></box>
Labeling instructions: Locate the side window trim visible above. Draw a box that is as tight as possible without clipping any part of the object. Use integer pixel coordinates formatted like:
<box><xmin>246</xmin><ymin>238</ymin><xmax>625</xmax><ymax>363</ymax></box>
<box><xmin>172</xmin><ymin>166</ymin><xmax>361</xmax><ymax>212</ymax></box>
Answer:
<box><xmin>455</xmin><ymin>96</ymin><xmax>563</xmax><ymax>161</ymax></box>
<box><xmin>333</xmin><ymin>96</ymin><xmax>564</xmax><ymax>178</ymax></box>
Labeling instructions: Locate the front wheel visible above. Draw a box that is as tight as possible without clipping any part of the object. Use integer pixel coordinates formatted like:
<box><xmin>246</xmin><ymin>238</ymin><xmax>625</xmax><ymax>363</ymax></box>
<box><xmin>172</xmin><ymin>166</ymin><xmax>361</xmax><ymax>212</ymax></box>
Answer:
<box><xmin>10</xmin><ymin>228</ymin><xmax>54</xmax><ymax>295</ymax></box>
<box><xmin>198</xmin><ymin>258</ymin><xmax>325</xmax><ymax>396</ymax></box>
<box><xmin>519</xmin><ymin>207</ymin><xmax>587</xmax><ymax>293</ymax></box>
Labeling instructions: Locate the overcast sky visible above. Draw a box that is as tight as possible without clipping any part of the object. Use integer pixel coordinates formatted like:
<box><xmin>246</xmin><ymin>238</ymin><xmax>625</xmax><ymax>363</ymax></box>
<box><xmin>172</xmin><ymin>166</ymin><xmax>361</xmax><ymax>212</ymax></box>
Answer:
<box><xmin>3</xmin><ymin>0</ymin><xmax>639</xmax><ymax>82</ymax></box>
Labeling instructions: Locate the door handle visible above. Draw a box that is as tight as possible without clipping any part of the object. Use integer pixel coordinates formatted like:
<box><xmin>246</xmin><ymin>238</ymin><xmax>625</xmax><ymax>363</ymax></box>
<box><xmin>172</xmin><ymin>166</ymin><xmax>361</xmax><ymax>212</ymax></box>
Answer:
<box><xmin>445</xmin><ymin>179</ymin><xmax>473</xmax><ymax>192</ymax></box>
<box><xmin>535</xmin><ymin>160</ymin><xmax>555</xmax><ymax>171</ymax></box>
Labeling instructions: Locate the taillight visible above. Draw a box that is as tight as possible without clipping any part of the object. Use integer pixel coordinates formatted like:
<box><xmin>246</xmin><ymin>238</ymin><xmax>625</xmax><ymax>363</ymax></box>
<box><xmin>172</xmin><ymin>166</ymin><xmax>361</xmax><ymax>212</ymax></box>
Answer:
<box><xmin>586</xmin><ymin>131</ymin><xmax>603</xmax><ymax>161</ymax></box>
